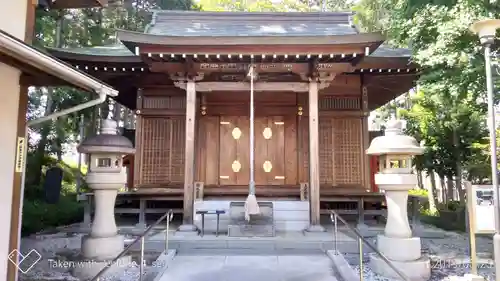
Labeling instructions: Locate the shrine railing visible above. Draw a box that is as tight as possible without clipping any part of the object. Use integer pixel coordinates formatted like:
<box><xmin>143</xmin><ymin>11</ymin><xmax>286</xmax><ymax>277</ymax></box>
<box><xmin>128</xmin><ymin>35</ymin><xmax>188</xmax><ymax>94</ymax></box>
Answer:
<box><xmin>329</xmin><ymin>210</ymin><xmax>410</xmax><ymax>281</ymax></box>
<box><xmin>90</xmin><ymin>209</ymin><xmax>174</xmax><ymax>281</ymax></box>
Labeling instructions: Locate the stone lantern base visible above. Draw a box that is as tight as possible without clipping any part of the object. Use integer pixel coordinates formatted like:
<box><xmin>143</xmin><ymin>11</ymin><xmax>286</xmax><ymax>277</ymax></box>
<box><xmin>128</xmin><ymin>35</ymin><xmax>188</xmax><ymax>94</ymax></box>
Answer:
<box><xmin>72</xmin><ymin>256</ymin><xmax>132</xmax><ymax>280</ymax></box>
<box><xmin>370</xmin><ymin>234</ymin><xmax>430</xmax><ymax>281</ymax></box>
<box><xmin>72</xmin><ymin>234</ymin><xmax>131</xmax><ymax>280</ymax></box>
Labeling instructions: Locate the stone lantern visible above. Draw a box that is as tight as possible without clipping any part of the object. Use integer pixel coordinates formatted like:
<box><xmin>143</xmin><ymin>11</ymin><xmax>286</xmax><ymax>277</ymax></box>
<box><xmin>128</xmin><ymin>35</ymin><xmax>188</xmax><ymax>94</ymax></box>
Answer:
<box><xmin>366</xmin><ymin>119</ymin><xmax>430</xmax><ymax>281</ymax></box>
<box><xmin>73</xmin><ymin>119</ymin><xmax>135</xmax><ymax>280</ymax></box>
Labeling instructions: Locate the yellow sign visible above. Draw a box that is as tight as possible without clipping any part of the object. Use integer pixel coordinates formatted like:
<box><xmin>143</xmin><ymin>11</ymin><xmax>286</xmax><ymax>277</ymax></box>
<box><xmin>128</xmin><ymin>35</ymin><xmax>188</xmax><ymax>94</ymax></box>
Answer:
<box><xmin>15</xmin><ymin>137</ymin><xmax>25</xmax><ymax>173</ymax></box>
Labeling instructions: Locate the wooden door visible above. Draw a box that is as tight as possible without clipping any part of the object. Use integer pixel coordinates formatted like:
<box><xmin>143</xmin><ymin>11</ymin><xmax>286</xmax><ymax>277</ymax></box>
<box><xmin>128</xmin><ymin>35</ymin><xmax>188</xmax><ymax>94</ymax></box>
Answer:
<box><xmin>218</xmin><ymin>117</ymin><xmax>250</xmax><ymax>185</ymax></box>
<box><xmin>255</xmin><ymin>116</ymin><xmax>286</xmax><ymax>185</ymax></box>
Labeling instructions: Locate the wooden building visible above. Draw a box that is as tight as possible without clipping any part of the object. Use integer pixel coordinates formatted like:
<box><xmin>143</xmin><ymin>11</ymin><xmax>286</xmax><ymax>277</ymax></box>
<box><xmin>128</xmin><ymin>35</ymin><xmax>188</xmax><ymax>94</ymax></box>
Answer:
<box><xmin>43</xmin><ymin>11</ymin><xmax>418</xmax><ymax>230</ymax></box>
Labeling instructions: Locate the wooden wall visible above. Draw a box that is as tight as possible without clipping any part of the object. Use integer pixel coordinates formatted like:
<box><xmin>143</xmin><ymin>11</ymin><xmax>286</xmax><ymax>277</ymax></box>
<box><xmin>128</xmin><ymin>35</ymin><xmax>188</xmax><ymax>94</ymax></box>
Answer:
<box><xmin>134</xmin><ymin>75</ymin><xmax>367</xmax><ymax>189</ymax></box>
<box><xmin>196</xmin><ymin>115</ymin><xmax>298</xmax><ymax>185</ymax></box>
<box><xmin>134</xmin><ymin>88</ymin><xmax>187</xmax><ymax>187</ymax></box>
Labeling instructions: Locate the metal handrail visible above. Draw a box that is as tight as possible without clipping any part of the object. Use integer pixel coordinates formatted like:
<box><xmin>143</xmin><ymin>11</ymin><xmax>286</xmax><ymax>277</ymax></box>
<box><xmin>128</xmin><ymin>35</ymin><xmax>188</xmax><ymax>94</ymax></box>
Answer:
<box><xmin>329</xmin><ymin>210</ymin><xmax>410</xmax><ymax>281</ymax></box>
<box><xmin>91</xmin><ymin>209</ymin><xmax>174</xmax><ymax>281</ymax></box>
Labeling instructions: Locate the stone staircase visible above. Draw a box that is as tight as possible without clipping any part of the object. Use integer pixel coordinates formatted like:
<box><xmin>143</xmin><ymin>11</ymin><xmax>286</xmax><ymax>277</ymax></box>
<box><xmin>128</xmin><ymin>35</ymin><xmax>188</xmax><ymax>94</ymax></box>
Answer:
<box><xmin>227</xmin><ymin>201</ymin><xmax>275</xmax><ymax>237</ymax></box>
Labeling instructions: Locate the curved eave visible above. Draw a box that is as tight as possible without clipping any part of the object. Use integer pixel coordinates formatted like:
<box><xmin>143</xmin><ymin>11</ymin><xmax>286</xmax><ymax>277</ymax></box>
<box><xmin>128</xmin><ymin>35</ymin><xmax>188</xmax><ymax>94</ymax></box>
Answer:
<box><xmin>365</xmin><ymin>74</ymin><xmax>417</xmax><ymax>110</ymax></box>
<box><xmin>0</xmin><ymin>29</ymin><xmax>117</xmax><ymax>96</ymax></box>
<box><xmin>50</xmin><ymin>0</ymin><xmax>108</xmax><ymax>8</ymax></box>
<box><xmin>117</xmin><ymin>29</ymin><xmax>385</xmax><ymax>49</ymax></box>
<box><xmin>47</xmin><ymin>48</ymin><xmax>142</xmax><ymax>63</ymax></box>
<box><xmin>356</xmin><ymin>56</ymin><xmax>416</xmax><ymax>71</ymax></box>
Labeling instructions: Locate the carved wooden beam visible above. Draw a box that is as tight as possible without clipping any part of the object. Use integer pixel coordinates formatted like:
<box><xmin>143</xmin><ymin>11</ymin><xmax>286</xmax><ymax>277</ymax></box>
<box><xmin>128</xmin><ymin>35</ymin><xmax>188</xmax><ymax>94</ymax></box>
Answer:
<box><xmin>149</xmin><ymin>62</ymin><xmax>354</xmax><ymax>74</ymax></box>
<box><xmin>173</xmin><ymin>81</ymin><xmax>335</xmax><ymax>92</ymax></box>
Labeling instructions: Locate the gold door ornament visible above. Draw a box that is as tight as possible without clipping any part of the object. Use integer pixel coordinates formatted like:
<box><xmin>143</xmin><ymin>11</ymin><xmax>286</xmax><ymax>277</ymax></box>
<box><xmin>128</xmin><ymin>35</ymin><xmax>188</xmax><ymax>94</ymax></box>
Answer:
<box><xmin>232</xmin><ymin>160</ymin><xmax>241</xmax><ymax>172</ymax></box>
<box><xmin>263</xmin><ymin>160</ymin><xmax>272</xmax><ymax>172</ymax></box>
<box><xmin>262</xmin><ymin>127</ymin><xmax>272</xmax><ymax>139</ymax></box>
<box><xmin>232</xmin><ymin>127</ymin><xmax>242</xmax><ymax>140</ymax></box>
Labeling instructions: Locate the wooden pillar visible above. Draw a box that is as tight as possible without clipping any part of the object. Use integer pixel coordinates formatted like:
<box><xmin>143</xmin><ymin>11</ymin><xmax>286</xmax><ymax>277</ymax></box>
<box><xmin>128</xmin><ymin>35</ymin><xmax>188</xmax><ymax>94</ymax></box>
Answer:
<box><xmin>182</xmin><ymin>80</ymin><xmax>196</xmax><ymax>227</ymax></box>
<box><xmin>8</xmin><ymin>2</ymin><xmax>35</xmax><ymax>280</ymax></box>
<box><xmin>307</xmin><ymin>79</ymin><xmax>323</xmax><ymax>230</ymax></box>
<box><xmin>133</xmin><ymin>89</ymin><xmax>143</xmax><ymax>188</ymax></box>
<box><xmin>123</xmin><ymin>108</ymin><xmax>130</xmax><ymax>129</ymax></box>
<box><xmin>361</xmin><ymin>86</ymin><xmax>370</xmax><ymax>190</ymax></box>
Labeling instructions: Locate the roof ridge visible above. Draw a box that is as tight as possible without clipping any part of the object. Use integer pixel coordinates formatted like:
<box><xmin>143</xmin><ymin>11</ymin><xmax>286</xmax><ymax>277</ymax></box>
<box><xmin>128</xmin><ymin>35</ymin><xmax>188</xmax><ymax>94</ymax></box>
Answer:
<box><xmin>149</xmin><ymin>10</ymin><xmax>354</xmax><ymax>24</ymax></box>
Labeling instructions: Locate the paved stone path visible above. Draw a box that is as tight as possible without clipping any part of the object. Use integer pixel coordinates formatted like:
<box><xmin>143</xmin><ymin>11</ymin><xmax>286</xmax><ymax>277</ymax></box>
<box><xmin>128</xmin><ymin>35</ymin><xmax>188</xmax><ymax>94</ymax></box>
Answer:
<box><xmin>157</xmin><ymin>255</ymin><xmax>338</xmax><ymax>281</ymax></box>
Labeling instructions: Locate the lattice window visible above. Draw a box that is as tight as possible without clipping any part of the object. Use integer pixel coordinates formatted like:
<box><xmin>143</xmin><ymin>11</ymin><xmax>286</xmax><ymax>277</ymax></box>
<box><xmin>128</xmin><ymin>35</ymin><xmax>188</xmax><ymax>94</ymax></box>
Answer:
<box><xmin>319</xmin><ymin>96</ymin><xmax>361</xmax><ymax>110</ymax></box>
<box><xmin>140</xmin><ymin>117</ymin><xmax>185</xmax><ymax>185</ymax></box>
<box><xmin>319</xmin><ymin>119</ymin><xmax>334</xmax><ymax>184</ymax></box>
<box><xmin>332</xmin><ymin>118</ymin><xmax>362</xmax><ymax>185</ymax></box>
<box><xmin>143</xmin><ymin>96</ymin><xmax>186</xmax><ymax>109</ymax></box>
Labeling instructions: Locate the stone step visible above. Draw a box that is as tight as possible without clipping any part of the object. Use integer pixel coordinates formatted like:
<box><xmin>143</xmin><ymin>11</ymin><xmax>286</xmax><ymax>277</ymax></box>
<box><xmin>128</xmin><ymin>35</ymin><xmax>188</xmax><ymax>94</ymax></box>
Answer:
<box><xmin>125</xmin><ymin>239</ymin><xmax>374</xmax><ymax>254</ymax></box>
<box><xmin>228</xmin><ymin>201</ymin><xmax>276</xmax><ymax>237</ymax></box>
<box><xmin>227</xmin><ymin>224</ymin><xmax>275</xmax><ymax>237</ymax></box>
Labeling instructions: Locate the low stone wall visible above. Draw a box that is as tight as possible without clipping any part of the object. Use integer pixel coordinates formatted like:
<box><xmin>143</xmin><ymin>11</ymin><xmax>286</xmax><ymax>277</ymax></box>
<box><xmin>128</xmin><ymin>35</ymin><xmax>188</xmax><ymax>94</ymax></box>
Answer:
<box><xmin>193</xmin><ymin>200</ymin><xmax>309</xmax><ymax>232</ymax></box>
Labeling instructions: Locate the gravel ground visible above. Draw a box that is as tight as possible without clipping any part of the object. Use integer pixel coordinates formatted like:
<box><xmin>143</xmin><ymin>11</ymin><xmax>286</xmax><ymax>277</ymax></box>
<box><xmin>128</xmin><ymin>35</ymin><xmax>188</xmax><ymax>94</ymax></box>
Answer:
<box><xmin>18</xmin><ymin>224</ymin><xmax>496</xmax><ymax>281</ymax></box>
<box><xmin>351</xmin><ymin>224</ymin><xmax>495</xmax><ymax>281</ymax></box>
<box><xmin>18</xmin><ymin>233</ymin><xmax>157</xmax><ymax>281</ymax></box>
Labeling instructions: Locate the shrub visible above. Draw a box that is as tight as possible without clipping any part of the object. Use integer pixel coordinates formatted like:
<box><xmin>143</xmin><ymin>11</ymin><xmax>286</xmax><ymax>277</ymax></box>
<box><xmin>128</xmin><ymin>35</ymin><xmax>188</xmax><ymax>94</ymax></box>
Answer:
<box><xmin>419</xmin><ymin>200</ymin><xmax>466</xmax><ymax>232</ymax></box>
<box><xmin>409</xmin><ymin>188</ymin><xmax>429</xmax><ymax>197</ymax></box>
<box><xmin>22</xmin><ymin>193</ymin><xmax>83</xmax><ymax>236</ymax></box>
<box><xmin>21</xmin><ymin>156</ymin><xmax>87</xmax><ymax>236</ymax></box>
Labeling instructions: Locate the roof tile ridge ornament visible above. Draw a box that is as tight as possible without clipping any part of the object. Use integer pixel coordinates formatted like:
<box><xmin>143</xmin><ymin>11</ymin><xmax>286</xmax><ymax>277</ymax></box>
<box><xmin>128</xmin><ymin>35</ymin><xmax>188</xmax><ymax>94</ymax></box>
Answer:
<box><xmin>143</xmin><ymin>10</ymin><xmax>158</xmax><ymax>34</ymax></box>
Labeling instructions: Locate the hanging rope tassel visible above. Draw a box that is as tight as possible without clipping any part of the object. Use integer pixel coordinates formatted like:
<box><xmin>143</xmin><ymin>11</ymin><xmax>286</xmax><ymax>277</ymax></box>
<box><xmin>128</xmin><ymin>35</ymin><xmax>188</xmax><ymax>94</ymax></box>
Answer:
<box><xmin>245</xmin><ymin>64</ymin><xmax>260</xmax><ymax>222</ymax></box>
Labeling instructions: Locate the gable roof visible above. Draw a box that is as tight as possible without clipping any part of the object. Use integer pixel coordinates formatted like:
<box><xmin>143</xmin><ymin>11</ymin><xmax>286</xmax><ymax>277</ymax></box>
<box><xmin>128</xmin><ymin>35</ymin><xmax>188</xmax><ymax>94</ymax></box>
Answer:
<box><xmin>144</xmin><ymin>11</ymin><xmax>358</xmax><ymax>37</ymax></box>
<box><xmin>0</xmin><ymin>29</ymin><xmax>117</xmax><ymax>96</ymax></box>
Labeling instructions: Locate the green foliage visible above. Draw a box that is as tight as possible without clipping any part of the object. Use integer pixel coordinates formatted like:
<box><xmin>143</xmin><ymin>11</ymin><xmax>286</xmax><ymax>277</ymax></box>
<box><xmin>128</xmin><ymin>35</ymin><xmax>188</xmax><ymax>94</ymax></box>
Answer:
<box><xmin>409</xmin><ymin>188</ymin><xmax>429</xmax><ymax>197</ymax></box>
<box><xmin>437</xmin><ymin>199</ymin><xmax>464</xmax><ymax>211</ymax></box>
<box><xmin>24</xmin><ymin>0</ymin><xmax>195</xmax><ymax>236</ymax></box>
<box><xmin>22</xmin><ymin>156</ymin><xmax>85</xmax><ymax>235</ymax></box>
<box><xmin>197</xmin><ymin>0</ymin><xmax>354</xmax><ymax>12</ymax></box>
<box><xmin>22</xmin><ymin>192</ymin><xmax>83</xmax><ymax>236</ymax></box>
<box><xmin>419</xmin><ymin>199</ymin><xmax>466</xmax><ymax>231</ymax></box>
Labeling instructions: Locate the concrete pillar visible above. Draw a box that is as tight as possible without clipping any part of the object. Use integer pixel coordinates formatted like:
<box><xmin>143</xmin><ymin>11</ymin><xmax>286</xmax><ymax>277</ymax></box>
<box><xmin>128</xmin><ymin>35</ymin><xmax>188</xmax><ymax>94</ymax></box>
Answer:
<box><xmin>73</xmin><ymin>119</ymin><xmax>135</xmax><ymax>280</ymax></box>
<box><xmin>366</xmin><ymin>119</ymin><xmax>430</xmax><ymax>281</ymax></box>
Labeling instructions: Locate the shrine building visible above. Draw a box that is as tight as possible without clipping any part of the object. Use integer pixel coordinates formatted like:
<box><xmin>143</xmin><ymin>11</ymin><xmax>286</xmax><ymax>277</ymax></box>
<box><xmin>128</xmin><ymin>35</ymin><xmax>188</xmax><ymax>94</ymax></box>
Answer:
<box><xmin>41</xmin><ymin>11</ymin><xmax>418</xmax><ymax>231</ymax></box>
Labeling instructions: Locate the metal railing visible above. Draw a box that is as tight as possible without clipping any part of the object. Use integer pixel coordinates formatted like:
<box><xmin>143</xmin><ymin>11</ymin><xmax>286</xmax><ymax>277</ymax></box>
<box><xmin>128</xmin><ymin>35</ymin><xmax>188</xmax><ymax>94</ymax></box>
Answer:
<box><xmin>329</xmin><ymin>210</ymin><xmax>410</xmax><ymax>281</ymax></box>
<box><xmin>91</xmin><ymin>209</ymin><xmax>174</xmax><ymax>281</ymax></box>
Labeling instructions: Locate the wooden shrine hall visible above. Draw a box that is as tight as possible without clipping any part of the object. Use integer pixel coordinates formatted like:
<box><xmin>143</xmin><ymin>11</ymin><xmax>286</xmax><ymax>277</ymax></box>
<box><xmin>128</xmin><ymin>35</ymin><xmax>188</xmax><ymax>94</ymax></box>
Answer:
<box><xmin>36</xmin><ymin>10</ymin><xmax>419</xmax><ymax>231</ymax></box>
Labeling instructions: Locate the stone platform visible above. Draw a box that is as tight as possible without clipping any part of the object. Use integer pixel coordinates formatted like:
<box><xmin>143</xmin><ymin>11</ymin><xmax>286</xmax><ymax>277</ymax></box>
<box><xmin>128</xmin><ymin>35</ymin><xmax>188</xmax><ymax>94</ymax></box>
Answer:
<box><xmin>228</xmin><ymin>201</ymin><xmax>275</xmax><ymax>237</ymax></box>
<box><xmin>155</xmin><ymin>253</ymin><xmax>338</xmax><ymax>281</ymax></box>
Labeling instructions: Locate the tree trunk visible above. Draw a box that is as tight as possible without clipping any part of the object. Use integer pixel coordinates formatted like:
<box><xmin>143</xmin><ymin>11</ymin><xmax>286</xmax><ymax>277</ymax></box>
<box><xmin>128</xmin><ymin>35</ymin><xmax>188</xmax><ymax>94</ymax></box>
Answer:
<box><xmin>51</xmin><ymin>13</ymin><xmax>65</xmax><ymax>160</ymax></box>
<box><xmin>32</xmin><ymin>88</ymin><xmax>54</xmax><ymax>184</ymax></box>
<box><xmin>453</xmin><ymin>128</ymin><xmax>465</xmax><ymax>202</ymax></box>
<box><xmin>447</xmin><ymin>175</ymin><xmax>455</xmax><ymax>201</ymax></box>
<box><xmin>417</xmin><ymin>170</ymin><xmax>423</xmax><ymax>189</ymax></box>
<box><xmin>428</xmin><ymin>171</ymin><xmax>437</xmax><ymax>212</ymax></box>
<box><xmin>440</xmin><ymin>175</ymin><xmax>447</xmax><ymax>202</ymax></box>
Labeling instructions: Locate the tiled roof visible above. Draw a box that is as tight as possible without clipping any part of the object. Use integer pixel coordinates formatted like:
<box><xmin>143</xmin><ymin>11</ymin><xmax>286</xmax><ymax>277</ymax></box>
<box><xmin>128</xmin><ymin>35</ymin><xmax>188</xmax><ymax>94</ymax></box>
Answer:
<box><xmin>48</xmin><ymin>43</ymin><xmax>411</xmax><ymax>59</ymax></box>
<box><xmin>370</xmin><ymin>45</ymin><xmax>411</xmax><ymax>57</ymax></box>
<box><xmin>48</xmin><ymin>44</ymin><xmax>134</xmax><ymax>57</ymax></box>
<box><xmin>145</xmin><ymin>11</ymin><xmax>359</xmax><ymax>37</ymax></box>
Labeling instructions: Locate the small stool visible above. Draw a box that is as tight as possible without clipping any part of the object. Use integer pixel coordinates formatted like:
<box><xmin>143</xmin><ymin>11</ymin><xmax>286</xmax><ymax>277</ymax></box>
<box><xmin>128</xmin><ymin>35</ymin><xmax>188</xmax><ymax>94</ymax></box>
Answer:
<box><xmin>196</xmin><ymin>210</ymin><xmax>208</xmax><ymax>236</ymax></box>
<box><xmin>214</xmin><ymin>210</ymin><xmax>225</xmax><ymax>236</ymax></box>
<box><xmin>195</xmin><ymin>209</ymin><xmax>226</xmax><ymax>237</ymax></box>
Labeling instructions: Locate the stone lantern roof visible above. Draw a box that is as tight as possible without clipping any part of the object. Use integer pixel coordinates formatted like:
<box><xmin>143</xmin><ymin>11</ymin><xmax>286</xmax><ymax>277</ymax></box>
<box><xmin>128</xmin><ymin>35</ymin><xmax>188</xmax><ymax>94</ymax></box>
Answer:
<box><xmin>78</xmin><ymin>119</ymin><xmax>135</xmax><ymax>155</ymax></box>
<box><xmin>366</xmin><ymin>119</ymin><xmax>423</xmax><ymax>156</ymax></box>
